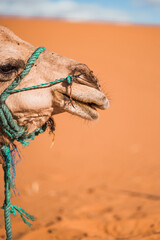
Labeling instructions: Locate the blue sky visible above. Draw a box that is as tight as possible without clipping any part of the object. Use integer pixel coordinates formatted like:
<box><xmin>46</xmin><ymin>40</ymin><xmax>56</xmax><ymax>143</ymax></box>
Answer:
<box><xmin>0</xmin><ymin>0</ymin><xmax>160</xmax><ymax>25</ymax></box>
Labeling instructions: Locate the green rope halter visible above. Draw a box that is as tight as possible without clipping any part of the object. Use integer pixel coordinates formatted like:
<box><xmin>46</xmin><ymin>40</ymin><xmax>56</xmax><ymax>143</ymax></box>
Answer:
<box><xmin>0</xmin><ymin>47</ymin><xmax>73</xmax><ymax>240</ymax></box>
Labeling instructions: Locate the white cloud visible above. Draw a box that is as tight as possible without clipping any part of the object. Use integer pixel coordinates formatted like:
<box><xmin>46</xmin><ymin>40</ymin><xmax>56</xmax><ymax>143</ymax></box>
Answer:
<box><xmin>0</xmin><ymin>0</ymin><xmax>131</xmax><ymax>23</ymax></box>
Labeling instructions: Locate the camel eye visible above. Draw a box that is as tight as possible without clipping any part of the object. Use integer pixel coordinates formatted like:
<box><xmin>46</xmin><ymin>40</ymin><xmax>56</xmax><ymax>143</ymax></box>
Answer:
<box><xmin>0</xmin><ymin>64</ymin><xmax>18</xmax><ymax>74</ymax></box>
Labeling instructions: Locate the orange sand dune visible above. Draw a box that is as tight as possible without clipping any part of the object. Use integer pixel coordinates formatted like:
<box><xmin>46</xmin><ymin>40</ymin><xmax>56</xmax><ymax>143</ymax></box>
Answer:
<box><xmin>0</xmin><ymin>19</ymin><xmax>160</xmax><ymax>240</ymax></box>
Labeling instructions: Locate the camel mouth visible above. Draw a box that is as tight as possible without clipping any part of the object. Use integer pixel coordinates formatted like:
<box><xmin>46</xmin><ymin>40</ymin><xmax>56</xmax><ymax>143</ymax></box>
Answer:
<box><xmin>63</xmin><ymin>93</ymin><xmax>100</xmax><ymax>120</ymax></box>
<box><xmin>54</xmin><ymin>85</ymin><xmax>109</xmax><ymax>120</ymax></box>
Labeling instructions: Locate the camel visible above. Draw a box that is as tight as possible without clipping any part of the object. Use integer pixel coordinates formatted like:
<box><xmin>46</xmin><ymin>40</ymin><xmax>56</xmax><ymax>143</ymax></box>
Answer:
<box><xmin>0</xmin><ymin>26</ymin><xmax>109</xmax><ymax>163</ymax></box>
<box><xmin>0</xmin><ymin>25</ymin><xmax>109</xmax><ymax>239</ymax></box>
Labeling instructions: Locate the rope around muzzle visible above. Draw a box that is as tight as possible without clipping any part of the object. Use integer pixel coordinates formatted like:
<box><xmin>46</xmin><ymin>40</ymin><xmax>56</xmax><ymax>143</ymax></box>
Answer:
<box><xmin>0</xmin><ymin>47</ymin><xmax>73</xmax><ymax>240</ymax></box>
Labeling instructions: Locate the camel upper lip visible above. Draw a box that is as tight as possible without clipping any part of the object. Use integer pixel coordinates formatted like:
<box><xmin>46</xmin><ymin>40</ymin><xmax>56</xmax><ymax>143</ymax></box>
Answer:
<box><xmin>57</xmin><ymin>83</ymin><xmax>109</xmax><ymax>110</ymax></box>
<box><xmin>62</xmin><ymin>92</ymin><xmax>109</xmax><ymax>110</ymax></box>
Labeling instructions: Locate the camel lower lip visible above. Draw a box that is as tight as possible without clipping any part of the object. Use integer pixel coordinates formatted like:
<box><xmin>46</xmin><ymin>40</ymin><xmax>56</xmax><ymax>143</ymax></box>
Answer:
<box><xmin>65</xmin><ymin>94</ymin><xmax>99</xmax><ymax>120</ymax></box>
<box><xmin>73</xmin><ymin>99</ymin><xmax>99</xmax><ymax>119</ymax></box>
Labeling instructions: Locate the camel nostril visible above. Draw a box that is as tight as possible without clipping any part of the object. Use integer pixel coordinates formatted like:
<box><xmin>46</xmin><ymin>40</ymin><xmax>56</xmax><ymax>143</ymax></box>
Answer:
<box><xmin>70</xmin><ymin>64</ymin><xmax>101</xmax><ymax>90</ymax></box>
<box><xmin>73</xmin><ymin>74</ymin><xmax>100</xmax><ymax>90</ymax></box>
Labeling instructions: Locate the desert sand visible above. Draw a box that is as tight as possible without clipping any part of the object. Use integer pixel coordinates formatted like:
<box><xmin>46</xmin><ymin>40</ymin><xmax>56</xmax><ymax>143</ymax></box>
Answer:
<box><xmin>0</xmin><ymin>18</ymin><xmax>160</xmax><ymax>240</ymax></box>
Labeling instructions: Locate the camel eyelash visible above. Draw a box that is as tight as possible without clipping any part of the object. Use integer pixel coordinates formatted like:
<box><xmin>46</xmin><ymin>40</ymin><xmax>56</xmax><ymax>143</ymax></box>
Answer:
<box><xmin>0</xmin><ymin>59</ymin><xmax>25</xmax><ymax>75</ymax></box>
<box><xmin>0</xmin><ymin>64</ymin><xmax>18</xmax><ymax>74</ymax></box>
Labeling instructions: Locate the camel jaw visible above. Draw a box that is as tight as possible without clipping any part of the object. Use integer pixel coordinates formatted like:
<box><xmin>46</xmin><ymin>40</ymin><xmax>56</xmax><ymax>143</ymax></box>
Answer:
<box><xmin>54</xmin><ymin>84</ymin><xmax>109</xmax><ymax>120</ymax></box>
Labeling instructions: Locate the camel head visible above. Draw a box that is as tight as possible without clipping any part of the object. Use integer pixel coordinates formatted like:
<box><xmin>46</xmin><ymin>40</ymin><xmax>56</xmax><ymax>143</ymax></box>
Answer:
<box><xmin>0</xmin><ymin>26</ymin><xmax>109</xmax><ymax>145</ymax></box>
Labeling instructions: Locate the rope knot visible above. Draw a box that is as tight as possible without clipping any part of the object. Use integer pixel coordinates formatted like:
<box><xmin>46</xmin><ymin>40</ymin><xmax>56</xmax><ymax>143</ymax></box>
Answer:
<box><xmin>66</xmin><ymin>75</ymin><xmax>73</xmax><ymax>85</ymax></box>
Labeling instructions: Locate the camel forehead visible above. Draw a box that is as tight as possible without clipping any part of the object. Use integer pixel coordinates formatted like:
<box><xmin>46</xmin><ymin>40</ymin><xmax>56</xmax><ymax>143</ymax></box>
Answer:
<box><xmin>0</xmin><ymin>26</ymin><xmax>34</xmax><ymax>61</ymax></box>
<box><xmin>0</xmin><ymin>26</ymin><xmax>26</xmax><ymax>44</ymax></box>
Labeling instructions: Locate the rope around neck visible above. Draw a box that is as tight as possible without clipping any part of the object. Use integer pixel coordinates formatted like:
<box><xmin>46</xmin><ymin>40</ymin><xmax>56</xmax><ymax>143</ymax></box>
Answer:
<box><xmin>0</xmin><ymin>47</ymin><xmax>73</xmax><ymax>240</ymax></box>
